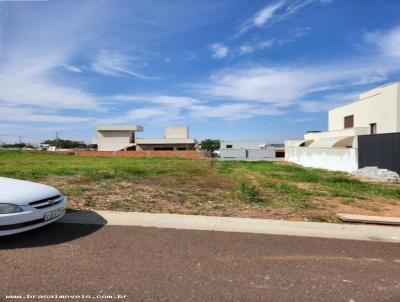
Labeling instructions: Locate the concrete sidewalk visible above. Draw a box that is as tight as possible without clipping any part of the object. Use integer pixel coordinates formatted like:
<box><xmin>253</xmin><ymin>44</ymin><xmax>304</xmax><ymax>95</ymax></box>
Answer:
<box><xmin>58</xmin><ymin>210</ymin><xmax>400</xmax><ymax>243</ymax></box>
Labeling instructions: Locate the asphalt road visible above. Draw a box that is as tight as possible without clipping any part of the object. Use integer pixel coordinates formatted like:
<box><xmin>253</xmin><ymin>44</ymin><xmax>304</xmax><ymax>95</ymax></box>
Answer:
<box><xmin>1</xmin><ymin>223</ymin><xmax>400</xmax><ymax>302</ymax></box>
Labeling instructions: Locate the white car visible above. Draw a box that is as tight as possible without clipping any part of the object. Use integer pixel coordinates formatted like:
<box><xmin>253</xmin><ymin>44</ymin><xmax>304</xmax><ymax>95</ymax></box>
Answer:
<box><xmin>0</xmin><ymin>177</ymin><xmax>67</xmax><ymax>236</ymax></box>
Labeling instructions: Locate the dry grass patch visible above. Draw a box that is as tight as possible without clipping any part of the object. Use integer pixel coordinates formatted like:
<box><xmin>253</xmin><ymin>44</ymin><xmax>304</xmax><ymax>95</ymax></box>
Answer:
<box><xmin>1</xmin><ymin>151</ymin><xmax>400</xmax><ymax>222</ymax></box>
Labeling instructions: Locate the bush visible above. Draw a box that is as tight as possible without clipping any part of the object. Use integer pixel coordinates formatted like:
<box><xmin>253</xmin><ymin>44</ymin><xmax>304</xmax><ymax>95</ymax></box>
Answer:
<box><xmin>238</xmin><ymin>183</ymin><xmax>263</xmax><ymax>203</ymax></box>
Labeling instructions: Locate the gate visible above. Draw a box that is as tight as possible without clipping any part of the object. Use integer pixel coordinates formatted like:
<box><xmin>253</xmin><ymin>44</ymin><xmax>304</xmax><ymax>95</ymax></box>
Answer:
<box><xmin>358</xmin><ymin>132</ymin><xmax>400</xmax><ymax>174</ymax></box>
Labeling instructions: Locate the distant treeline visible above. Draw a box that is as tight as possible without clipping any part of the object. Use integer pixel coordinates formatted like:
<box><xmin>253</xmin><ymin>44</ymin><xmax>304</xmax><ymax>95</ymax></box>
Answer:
<box><xmin>1</xmin><ymin>139</ymin><xmax>95</xmax><ymax>149</ymax></box>
<box><xmin>42</xmin><ymin>139</ymin><xmax>95</xmax><ymax>149</ymax></box>
<box><xmin>0</xmin><ymin>143</ymin><xmax>34</xmax><ymax>149</ymax></box>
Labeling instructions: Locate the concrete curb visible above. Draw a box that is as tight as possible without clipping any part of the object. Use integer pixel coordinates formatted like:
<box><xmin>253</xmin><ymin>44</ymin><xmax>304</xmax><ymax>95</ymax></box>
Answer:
<box><xmin>58</xmin><ymin>210</ymin><xmax>400</xmax><ymax>243</ymax></box>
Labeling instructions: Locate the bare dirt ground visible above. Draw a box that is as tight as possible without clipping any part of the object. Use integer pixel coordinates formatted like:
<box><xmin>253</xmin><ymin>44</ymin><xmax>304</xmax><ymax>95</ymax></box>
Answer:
<box><xmin>2</xmin><ymin>151</ymin><xmax>399</xmax><ymax>223</ymax></box>
<box><xmin>47</xmin><ymin>174</ymin><xmax>400</xmax><ymax>223</ymax></box>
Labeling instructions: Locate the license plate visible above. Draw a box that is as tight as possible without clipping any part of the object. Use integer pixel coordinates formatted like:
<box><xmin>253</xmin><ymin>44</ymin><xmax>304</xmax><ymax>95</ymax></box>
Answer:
<box><xmin>44</xmin><ymin>208</ymin><xmax>64</xmax><ymax>221</ymax></box>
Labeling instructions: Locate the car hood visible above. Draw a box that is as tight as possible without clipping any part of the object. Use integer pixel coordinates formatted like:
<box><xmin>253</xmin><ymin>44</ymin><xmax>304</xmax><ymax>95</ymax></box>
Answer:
<box><xmin>0</xmin><ymin>177</ymin><xmax>61</xmax><ymax>205</ymax></box>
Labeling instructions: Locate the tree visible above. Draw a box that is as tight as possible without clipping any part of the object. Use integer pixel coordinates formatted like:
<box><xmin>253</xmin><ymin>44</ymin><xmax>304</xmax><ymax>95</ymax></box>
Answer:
<box><xmin>41</xmin><ymin>138</ymin><xmax>89</xmax><ymax>149</ymax></box>
<box><xmin>1</xmin><ymin>143</ymin><xmax>34</xmax><ymax>149</ymax></box>
<box><xmin>200</xmin><ymin>139</ymin><xmax>220</xmax><ymax>152</ymax></box>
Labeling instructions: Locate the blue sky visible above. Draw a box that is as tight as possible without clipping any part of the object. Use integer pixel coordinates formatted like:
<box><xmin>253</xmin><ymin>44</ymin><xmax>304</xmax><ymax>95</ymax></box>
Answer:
<box><xmin>1</xmin><ymin>0</ymin><xmax>400</xmax><ymax>144</ymax></box>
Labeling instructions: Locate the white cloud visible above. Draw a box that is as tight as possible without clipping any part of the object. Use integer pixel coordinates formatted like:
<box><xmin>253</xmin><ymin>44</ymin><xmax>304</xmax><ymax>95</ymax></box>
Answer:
<box><xmin>289</xmin><ymin>117</ymin><xmax>316</xmax><ymax>123</ymax></box>
<box><xmin>365</xmin><ymin>26</ymin><xmax>400</xmax><ymax>59</ymax></box>
<box><xmin>286</xmin><ymin>0</ymin><xmax>314</xmax><ymax>15</ymax></box>
<box><xmin>99</xmin><ymin>95</ymin><xmax>283</xmax><ymax>123</ymax></box>
<box><xmin>258</xmin><ymin>40</ymin><xmax>275</xmax><ymax>49</ymax></box>
<box><xmin>287</xmin><ymin>0</ymin><xmax>334</xmax><ymax>15</ymax></box>
<box><xmin>127</xmin><ymin>108</ymin><xmax>169</xmax><ymax>120</ymax></box>
<box><xmin>298</xmin><ymin>91</ymin><xmax>360</xmax><ymax>113</ymax></box>
<box><xmin>197</xmin><ymin>54</ymin><xmax>396</xmax><ymax>111</ymax></box>
<box><xmin>298</xmin><ymin>100</ymin><xmax>338</xmax><ymax>113</ymax></box>
<box><xmin>97</xmin><ymin>106</ymin><xmax>184</xmax><ymax>124</ymax></box>
<box><xmin>236</xmin><ymin>0</ymin><xmax>332</xmax><ymax>37</ymax></box>
<box><xmin>253</xmin><ymin>1</ymin><xmax>285</xmax><ymax>26</ymax></box>
<box><xmin>239</xmin><ymin>45</ymin><xmax>255</xmax><ymax>55</ymax></box>
<box><xmin>209</xmin><ymin>43</ymin><xmax>229</xmax><ymax>59</ymax></box>
<box><xmin>237</xmin><ymin>1</ymin><xmax>284</xmax><ymax>36</ymax></box>
<box><xmin>60</xmin><ymin>63</ymin><xmax>82</xmax><ymax>73</ymax></box>
<box><xmin>0</xmin><ymin>1</ymin><xmax>107</xmax><ymax>114</ymax></box>
<box><xmin>238</xmin><ymin>40</ymin><xmax>274</xmax><ymax>55</ymax></box>
<box><xmin>200</xmin><ymin>67</ymin><xmax>312</xmax><ymax>106</ymax></box>
<box><xmin>0</xmin><ymin>56</ymin><xmax>99</xmax><ymax>110</ymax></box>
<box><xmin>92</xmin><ymin>49</ymin><xmax>158</xmax><ymax>80</ymax></box>
<box><xmin>189</xmin><ymin>103</ymin><xmax>282</xmax><ymax>120</ymax></box>
<box><xmin>291</xmin><ymin>26</ymin><xmax>312</xmax><ymax>38</ymax></box>
<box><xmin>0</xmin><ymin>105</ymin><xmax>91</xmax><ymax>123</ymax></box>
<box><xmin>108</xmin><ymin>95</ymin><xmax>199</xmax><ymax>108</ymax></box>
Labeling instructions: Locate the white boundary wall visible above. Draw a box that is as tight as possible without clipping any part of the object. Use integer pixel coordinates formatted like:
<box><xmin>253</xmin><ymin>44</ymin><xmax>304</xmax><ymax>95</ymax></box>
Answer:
<box><xmin>285</xmin><ymin>146</ymin><xmax>358</xmax><ymax>173</ymax></box>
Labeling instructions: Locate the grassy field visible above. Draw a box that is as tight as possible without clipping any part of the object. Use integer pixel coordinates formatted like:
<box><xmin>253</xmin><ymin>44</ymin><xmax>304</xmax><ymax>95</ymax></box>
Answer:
<box><xmin>1</xmin><ymin>151</ymin><xmax>400</xmax><ymax>222</ymax></box>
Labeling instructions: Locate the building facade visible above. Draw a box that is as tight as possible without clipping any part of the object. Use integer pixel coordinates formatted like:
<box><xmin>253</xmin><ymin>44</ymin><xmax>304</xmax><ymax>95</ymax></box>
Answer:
<box><xmin>220</xmin><ymin>140</ymin><xmax>284</xmax><ymax>160</ymax></box>
<box><xmin>285</xmin><ymin>82</ymin><xmax>400</xmax><ymax>172</ymax></box>
<box><xmin>136</xmin><ymin>126</ymin><xmax>197</xmax><ymax>151</ymax></box>
<box><xmin>92</xmin><ymin>125</ymin><xmax>197</xmax><ymax>152</ymax></box>
<box><xmin>92</xmin><ymin>125</ymin><xmax>143</xmax><ymax>152</ymax></box>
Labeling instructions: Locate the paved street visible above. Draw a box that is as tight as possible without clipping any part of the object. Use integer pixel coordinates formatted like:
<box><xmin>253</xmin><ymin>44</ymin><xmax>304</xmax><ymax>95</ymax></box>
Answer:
<box><xmin>1</xmin><ymin>223</ymin><xmax>400</xmax><ymax>302</ymax></box>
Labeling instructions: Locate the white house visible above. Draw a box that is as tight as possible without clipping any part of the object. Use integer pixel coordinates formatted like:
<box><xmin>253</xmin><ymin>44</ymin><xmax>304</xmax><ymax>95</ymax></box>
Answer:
<box><xmin>92</xmin><ymin>125</ymin><xmax>143</xmax><ymax>151</ymax></box>
<box><xmin>219</xmin><ymin>140</ymin><xmax>284</xmax><ymax>160</ymax></box>
<box><xmin>135</xmin><ymin>126</ymin><xmax>197</xmax><ymax>151</ymax></box>
<box><xmin>92</xmin><ymin>125</ymin><xmax>197</xmax><ymax>151</ymax></box>
<box><xmin>220</xmin><ymin>140</ymin><xmax>268</xmax><ymax>149</ymax></box>
<box><xmin>285</xmin><ymin>81</ymin><xmax>400</xmax><ymax>172</ymax></box>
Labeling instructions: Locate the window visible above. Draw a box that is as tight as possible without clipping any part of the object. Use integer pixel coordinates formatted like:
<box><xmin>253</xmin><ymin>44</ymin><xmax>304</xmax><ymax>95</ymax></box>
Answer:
<box><xmin>226</xmin><ymin>145</ymin><xmax>233</xmax><ymax>149</ymax></box>
<box><xmin>344</xmin><ymin>115</ymin><xmax>354</xmax><ymax>128</ymax></box>
<box><xmin>370</xmin><ymin>123</ymin><xmax>377</xmax><ymax>135</ymax></box>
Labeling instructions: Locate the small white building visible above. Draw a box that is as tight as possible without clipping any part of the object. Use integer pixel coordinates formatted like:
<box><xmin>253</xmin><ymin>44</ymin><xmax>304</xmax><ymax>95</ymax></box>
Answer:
<box><xmin>220</xmin><ymin>140</ymin><xmax>284</xmax><ymax>160</ymax></box>
<box><xmin>285</xmin><ymin>81</ymin><xmax>400</xmax><ymax>172</ymax></box>
<box><xmin>136</xmin><ymin>126</ymin><xmax>197</xmax><ymax>151</ymax></box>
<box><xmin>220</xmin><ymin>141</ymin><xmax>268</xmax><ymax>149</ymax></box>
<box><xmin>92</xmin><ymin>125</ymin><xmax>143</xmax><ymax>151</ymax></box>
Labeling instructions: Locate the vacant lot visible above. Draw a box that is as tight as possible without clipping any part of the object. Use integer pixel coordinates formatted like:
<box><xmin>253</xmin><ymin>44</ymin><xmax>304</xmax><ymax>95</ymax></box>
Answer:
<box><xmin>1</xmin><ymin>151</ymin><xmax>400</xmax><ymax>222</ymax></box>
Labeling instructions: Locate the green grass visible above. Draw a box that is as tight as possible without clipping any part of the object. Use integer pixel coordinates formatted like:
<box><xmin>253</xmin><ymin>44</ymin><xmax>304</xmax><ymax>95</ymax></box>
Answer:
<box><xmin>269</xmin><ymin>198</ymin><xmax>318</xmax><ymax>209</ymax></box>
<box><xmin>59</xmin><ymin>185</ymin><xmax>85</xmax><ymax>196</ymax></box>
<box><xmin>264</xmin><ymin>182</ymin><xmax>315</xmax><ymax>197</ymax></box>
<box><xmin>0</xmin><ymin>151</ymin><xmax>210</xmax><ymax>181</ymax></box>
<box><xmin>1</xmin><ymin>151</ymin><xmax>400</xmax><ymax>219</ymax></box>
<box><xmin>237</xmin><ymin>183</ymin><xmax>263</xmax><ymax>204</ymax></box>
<box><xmin>216</xmin><ymin>160</ymin><xmax>400</xmax><ymax>213</ymax></box>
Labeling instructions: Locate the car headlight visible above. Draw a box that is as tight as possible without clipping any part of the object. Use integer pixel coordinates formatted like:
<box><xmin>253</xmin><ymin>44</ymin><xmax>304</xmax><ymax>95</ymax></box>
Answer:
<box><xmin>0</xmin><ymin>203</ymin><xmax>23</xmax><ymax>214</ymax></box>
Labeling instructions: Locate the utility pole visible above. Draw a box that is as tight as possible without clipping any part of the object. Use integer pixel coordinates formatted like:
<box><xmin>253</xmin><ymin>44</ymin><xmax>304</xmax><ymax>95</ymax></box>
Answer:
<box><xmin>18</xmin><ymin>135</ymin><xmax>22</xmax><ymax>150</ymax></box>
<box><xmin>55</xmin><ymin>132</ymin><xmax>59</xmax><ymax>150</ymax></box>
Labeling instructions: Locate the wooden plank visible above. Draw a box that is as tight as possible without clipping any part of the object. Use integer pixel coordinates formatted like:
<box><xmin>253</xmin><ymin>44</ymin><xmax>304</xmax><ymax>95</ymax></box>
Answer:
<box><xmin>337</xmin><ymin>213</ymin><xmax>400</xmax><ymax>226</ymax></box>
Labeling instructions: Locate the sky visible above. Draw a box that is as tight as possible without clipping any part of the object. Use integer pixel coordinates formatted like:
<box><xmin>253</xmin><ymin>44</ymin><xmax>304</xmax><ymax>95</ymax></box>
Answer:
<box><xmin>1</xmin><ymin>0</ymin><xmax>400</xmax><ymax>144</ymax></box>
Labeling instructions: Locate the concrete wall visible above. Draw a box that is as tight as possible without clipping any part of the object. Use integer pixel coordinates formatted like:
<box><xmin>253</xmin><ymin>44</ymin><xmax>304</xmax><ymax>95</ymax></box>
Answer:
<box><xmin>285</xmin><ymin>146</ymin><xmax>358</xmax><ymax>172</ymax></box>
<box><xmin>220</xmin><ymin>141</ymin><xmax>266</xmax><ymax>149</ymax></box>
<box><xmin>165</xmin><ymin>126</ymin><xmax>189</xmax><ymax>139</ymax></box>
<box><xmin>220</xmin><ymin>149</ymin><xmax>246</xmax><ymax>159</ymax></box>
<box><xmin>247</xmin><ymin>148</ymin><xmax>276</xmax><ymax>159</ymax></box>
<box><xmin>92</xmin><ymin>130</ymin><xmax>134</xmax><ymax>151</ymax></box>
<box><xmin>76</xmin><ymin>150</ymin><xmax>206</xmax><ymax>159</ymax></box>
<box><xmin>220</xmin><ymin>148</ymin><xmax>280</xmax><ymax>160</ymax></box>
<box><xmin>137</xmin><ymin>144</ymin><xmax>194</xmax><ymax>151</ymax></box>
<box><xmin>304</xmin><ymin>127</ymin><xmax>369</xmax><ymax>141</ymax></box>
<box><xmin>328</xmin><ymin>82</ymin><xmax>400</xmax><ymax>134</ymax></box>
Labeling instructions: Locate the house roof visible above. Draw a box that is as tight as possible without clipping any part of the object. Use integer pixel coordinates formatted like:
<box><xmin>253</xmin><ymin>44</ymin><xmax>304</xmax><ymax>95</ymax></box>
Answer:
<box><xmin>136</xmin><ymin>138</ymin><xmax>197</xmax><ymax>145</ymax></box>
<box><xmin>308</xmin><ymin>136</ymin><xmax>354</xmax><ymax>148</ymax></box>
<box><xmin>96</xmin><ymin>125</ymin><xmax>144</xmax><ymax>131</ymax></box>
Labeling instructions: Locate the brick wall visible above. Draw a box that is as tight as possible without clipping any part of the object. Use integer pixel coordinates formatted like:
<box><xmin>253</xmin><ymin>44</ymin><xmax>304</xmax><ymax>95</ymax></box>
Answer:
<box><xmin>75</xmin><ymin>150</ymin><xmax>206</xmax><ymax>159</ymax></box>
